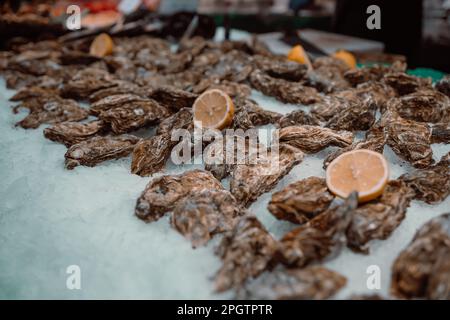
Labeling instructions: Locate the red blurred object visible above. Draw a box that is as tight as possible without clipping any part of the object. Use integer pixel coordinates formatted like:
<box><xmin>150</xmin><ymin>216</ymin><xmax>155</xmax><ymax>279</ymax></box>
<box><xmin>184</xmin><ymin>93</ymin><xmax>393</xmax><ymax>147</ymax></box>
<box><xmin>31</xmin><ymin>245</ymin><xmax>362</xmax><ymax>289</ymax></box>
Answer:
<box><xmin>84</xmin><ymin>0</ymin><xmax>119</xmax><ymax>13</ymax></box>
<box><xmin>50</xmin><ymin>0</ymin><xmax>119</xmax><ymax>17</ymax></box>
<box><xmin>81</xmin><ymin>10</ymin><xmax>122</xmax><ymax>29</ymax></box>
<box><xmin>50</xmin><ymin>0</ymin><xmax>122</xmax><ymax>29</ymax></box>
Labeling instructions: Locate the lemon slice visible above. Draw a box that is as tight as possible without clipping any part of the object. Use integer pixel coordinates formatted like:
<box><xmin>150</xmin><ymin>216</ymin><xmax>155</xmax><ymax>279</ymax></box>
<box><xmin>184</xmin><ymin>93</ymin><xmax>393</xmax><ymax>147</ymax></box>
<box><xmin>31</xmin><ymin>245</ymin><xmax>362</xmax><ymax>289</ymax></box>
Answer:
<box><xmin>333</xmin><ymin>50</ymin><xmax>357</xmax><ymax>69</ymax></box>
<box><xmin>326</xmin><ymin>149</ymin><xmax>389</xmax><ymax>203</ymax></box>
<box><xmin>287</xmin><ymin>45</ymin><xmax>312</xmax><ymax>69</ymax></box>
<box><xmin>89</xmin><ymin>33</ymin><xmax>114</xmax><ymax>58</ymax></box>
<box><xmin>192</xmin><ymin>89</ymin><xmax>235</xmax><ymax>130</ymax></box>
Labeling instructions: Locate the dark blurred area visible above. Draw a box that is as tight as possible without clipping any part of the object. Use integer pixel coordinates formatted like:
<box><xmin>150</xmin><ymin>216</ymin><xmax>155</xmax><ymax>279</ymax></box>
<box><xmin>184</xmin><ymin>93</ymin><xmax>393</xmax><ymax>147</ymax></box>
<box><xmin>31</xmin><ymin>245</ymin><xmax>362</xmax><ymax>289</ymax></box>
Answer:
<box><xmin>200</xmin><ymin>0</ymin><xmax>450</xmax><ymax>71</ymax></box>
<box><xmin>0</xmin><ymin>0</ymin><xmax>449</xmax><ymax>72</ymax></box>
<box><xmin>333</xmin><ymin>0</ymin><xmax>449</xmax><ymax>72</ymax></box>
<box><xmin>334</xmin><ymin>0</ymin><xmax>423</xmax><ymax>66</ymax></box>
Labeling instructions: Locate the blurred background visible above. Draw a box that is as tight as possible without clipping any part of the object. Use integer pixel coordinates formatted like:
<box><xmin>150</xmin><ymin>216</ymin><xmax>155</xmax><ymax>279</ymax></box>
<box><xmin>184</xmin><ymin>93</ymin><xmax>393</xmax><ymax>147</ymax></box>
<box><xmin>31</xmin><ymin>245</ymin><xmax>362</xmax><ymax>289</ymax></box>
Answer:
<box><xmin>1</xmin><ymin>0</ymin><xmax>449</xmax><ymax>72</ymax></box>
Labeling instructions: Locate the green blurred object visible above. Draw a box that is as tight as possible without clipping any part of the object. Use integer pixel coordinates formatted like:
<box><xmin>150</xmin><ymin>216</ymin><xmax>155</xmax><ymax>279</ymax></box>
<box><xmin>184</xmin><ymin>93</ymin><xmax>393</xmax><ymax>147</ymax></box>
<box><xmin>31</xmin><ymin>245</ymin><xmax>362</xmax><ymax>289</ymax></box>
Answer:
<box><xmin>358</xmin><ymin>64</ymin><xmax>446</xmax><ymax>83</ymax></box>
<box><xmin>406</xmin><ymin>68</ymin><xmax>446</xmax><ymax>83</ymax></box>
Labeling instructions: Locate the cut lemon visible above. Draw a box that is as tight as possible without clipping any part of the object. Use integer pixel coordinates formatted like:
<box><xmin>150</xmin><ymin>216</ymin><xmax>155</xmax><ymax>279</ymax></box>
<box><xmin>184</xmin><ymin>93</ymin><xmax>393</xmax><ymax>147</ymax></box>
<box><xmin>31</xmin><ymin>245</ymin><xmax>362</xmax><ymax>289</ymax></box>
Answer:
<box><xmin>333</xmin><ymin>50</ymin><xmax>357</xmax><ymax>69</ymax></box>
<box><xmin>326</xmin><ymin>149</ymin><xmax>389</xmax><ymax>203</ymax></box>
<box><xmin>192</xmin><ymin>89</ymin><xmax>235</xmax><ymax>130</ymax></box>
<box><xmin>89</xmin><ymin>33</ymin><xmax>114</xmax><ymax>57</ymax></box>
<box><xmin>287</xmin><ymin>45</ymin><xmax>312</xmax><ymax>69</ymax></box>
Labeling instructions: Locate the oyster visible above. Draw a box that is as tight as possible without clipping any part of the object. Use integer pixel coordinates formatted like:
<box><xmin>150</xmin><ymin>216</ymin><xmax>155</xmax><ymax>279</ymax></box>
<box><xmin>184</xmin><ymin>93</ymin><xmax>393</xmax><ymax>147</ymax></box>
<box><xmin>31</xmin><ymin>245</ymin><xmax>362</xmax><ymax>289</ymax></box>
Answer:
<box><xmin>193</xmin><ymin>79</ymin><xmax>251</xmax><ymax>99</ymax></box>
<box><xmin>250</xmin><ymin>69</ymin><xmax>322</xmax><ymax>105</ymax></box>
<box><xmin>1</xmin><ymin>70</ymin><xmax>38</xmax><ymax>90</ymax></box>
<box><xmin>391</xmin><ymin>213</ymin><xmax>450</xmax><ymax>299</ymax></box>
<box><xmin>15</xmin><ymin>96</ymin><xmax>88</xmax><ymax>129</ymax></box>
<box><xmin>310</xmin><ymin>96</ymin><xmax>351</xmax><ymax>121</ymax></box>
<box><xmin>384</xmin><ymin>112</ymin><xmax>433</xmax><ymax>168</ymax></box>
<box><xmin>98</xmin><ymin>99</ymin><xmax>170</xmax><ymax>134</ymax></box>
<box><xmin>214</xmin><ymin>216</ymin><xmax>278</xmax><ymax>292</ymax></box>
<box><xmin>236</xmin><ymin>266</ymin><xmax>346</xmax><ymax>300</ymax></box>
<box><xmin>252</xmin><ymin>54</ymin><xmax>307</xmax><ymax>81</ymax></box>
<box><xmin>399</xmin><ymin>155</ymin><xmax>450</xmax><ymax>204</ymax></box>
<box><xmin>325</xmin><ymin>99</ymin><xmax>376</xmax><ymax>131</ymax></box>
<box><xmin>43</xmin><ymin>120</ymin><xmax>106</xmax><ymax>147</ymax></box>
<box><xmin>130</xmin><ymin>134</ymin><xmax>176</xmax><ymax>177</ymax></box>
<box><xmin>383</xmin><ymin>72</ymin><xmax>432</xmax><ymax>96</ymax></box>
<box><xmin>171</xmin><ymin>189</ymin><xmax>244</xmax><ymax>248</ymax></box>
<box><xmin>204</xmin><ymin>134</ymin><xmax>254</xmax><ymax>181</ymax></box>
<box><xmin>9</xmin><ymin>85</ymin><xmax>59</xmax><ymax>102</ymax></box>
<box><xmin>268</xmin><ymin>177</ymin><xmax>334</xmax><ymax>224</ymax></box>
<box><xmin>88</xmin><ymin>81</ymin><xmax>145</xmax><ymax>103</ymax></box>
<box><xmin>65</xmin><ymin>135</ymin><xmax>140</xmax><ymax>170</ymax></box>
<box><xmin>279</xmin><ymin>125</ymin><xmax>354</xmax><ymax>153</ymax></box>
<box><xmin>131</xmin><ymin>108</ymin><xmax>194</xmax><ymax>177</ymax></box>
<box><xmin>232</xmin><ymin>98</ymin><xmax>282</xmax><ymax>130</ymax></box>
<box><xmin>148</xmin><ymin>86</ymin><xmax>198</xmax><ymax>111</ymax></box>
<box><xmin>155</xmin><ymin>108</ymin><xmax>193</xmax><ymax>135</ymax></box>
<box><xmin>323</xmin><ymin>124</ymin><xmax>386</xmax><ymax>168</ymax></box>
<box><xmin>391</xmin><ymin>89</ymin><xmax>450</xmax><ymax>123</ymax></box>
<box><xmin>276</xmin><ymin>192</ymin><xmax>358</xmax><ymax>268</ymax></box>
<box><xmin>135</xmin><ymin>170</ymin><xmax>223</xmax><ymax>222</ymax></box>
<box><xmin>346</xmin><ymin>180</ymin><xmax>415</xmax><ymax>254</ymax></box>
<box><xmin>204</xmin><ymin>49</ymin><xmax>253</xmax><ymax>83</ymax></box>
<box><xmin>344</xmin><ymin>62</ymin><xmax>406</xmax><ymax>86</ymax></box>
<box><xmin>305</xmin><ymin>57</ymin><xmax>350</xmax><ymax>93</ymax></box>
<box><xmin>61</xmin><ymin>67</ymin><xmax>117</xmax><ymax>99</ymax></box>
<box><xmin>230</xmin><ymin>144</ymin><xmax>304</xmax><ymax>207</ymax></box>
<box><xmin>89</xmin><ymin>94</ymin><xmax>150</xmax><ymax>116</ymax></box>
<box><xmin>6</xmin><ymin>50</ymin><xmax>59</xmax><ymax>76</ymax></box>
<box><xmin>277</xmin><ymin>110</ymin><xmax>320</xmax><ymax>128</ymax></box>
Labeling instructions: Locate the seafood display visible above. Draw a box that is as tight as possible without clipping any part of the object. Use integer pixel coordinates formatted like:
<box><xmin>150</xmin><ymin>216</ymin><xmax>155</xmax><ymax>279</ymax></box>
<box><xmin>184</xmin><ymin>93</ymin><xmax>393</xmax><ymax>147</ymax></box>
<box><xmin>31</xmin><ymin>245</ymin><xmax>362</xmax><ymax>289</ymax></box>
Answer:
<box><xmin>1</xmin><ymin>22</ymin><xmax>449</xmax><ymax>301</ymax></box>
